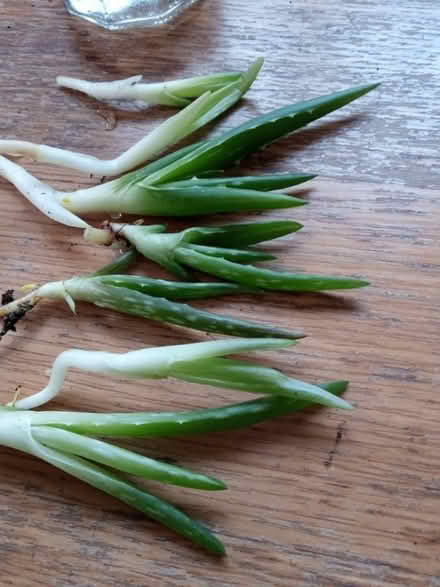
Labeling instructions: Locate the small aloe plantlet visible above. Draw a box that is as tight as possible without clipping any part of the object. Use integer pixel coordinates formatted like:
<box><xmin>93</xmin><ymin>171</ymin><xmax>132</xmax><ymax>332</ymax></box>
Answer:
<box><xmin>0</xmin><ymin>379</ymin><xmax>348</xmax><ymax>554</ymax></box>
<box><xmin>12</xmin><ymin>337</ymin><xmax>352</xmax><ymax>411</ymax></box>
<box><xmin>100</xmin><ymin>219</ymin><xmax>369</xmax><ymax>291</ymax></box>
<box><xmin>56</xmin><ymin>67</ymin><xmax>248</xmax><ymax>107</ymax></box>
<box><xmin>98</xmin><ymin>219</ymin><xmax>303</xmax><ymax>278</ymax></box>
<box><xmin>0</xmin><ymin>405</ymin><xmax>226</xmax><ymax>555</ymax></box>
<box><xmin>0</xmin><ymin>82</ymin><xmax>378</xmax><ymax>229</ymax></box>
<box><xmin>0</xmin><ymin>59</ymin><xmax>263</xmax><ymax>177</ymax></box>
<box><xmin>0</xmin><ymin>250</ymin><xmax>305</xmax><ymax>341</ymax></box>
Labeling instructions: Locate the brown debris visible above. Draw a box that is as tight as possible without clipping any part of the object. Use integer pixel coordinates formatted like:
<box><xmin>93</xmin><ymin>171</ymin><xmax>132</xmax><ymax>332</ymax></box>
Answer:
<box><xmin>0</xmin><ymin>293</ymin><xmax>34</xmax><ymax>340</ymax></box>
<box><xmin>324</xmin><ymin>421</ymin><xmax>345</xmax><ymax>468</ymax></box>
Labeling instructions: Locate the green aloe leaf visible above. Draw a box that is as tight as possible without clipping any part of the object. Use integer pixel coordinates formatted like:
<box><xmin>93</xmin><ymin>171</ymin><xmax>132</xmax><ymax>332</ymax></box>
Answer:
<box><xmin>89</xmin><ymin>248</ymin><xmax>138</xmax><ymax>277</ymax></box>
<box><xmin>170</xmin><ymin>358</ymin><xmax>351</xmax><ymax>409</ymax></box>
<box><xmin>37</xmin><ymin>445</ymin><xmax>225</xmax><ymax>555</ymax></box>
<box><xmin>97</xmin><ymin>274</ymin><xmax>257</xmax><ymax>300</ymax></box>
<box><xmin>33</xmin><ymin>426</ymin><xmax>225</xmax><ymax>491</ymax></box>
<box><xmin>162</xmin><ymin>173</ymin><xmax>316</xmax><ymax>191</ymax></box>
<box><xmin>141</xmin><ymin>82</ymin><xmax>379</xmax><ymax>186</ymax></box>
<box><xmin>183</xmin><ymin>243</ymin><xmax>275</xmax><ymax>264</ymax></box>
<box><xmin>195</xmin><ymin>220</ymin><xmax>303</xmax><ymax>247</ymax></box>
<box><xmin>32</xmin><ymin>381</ymin><xmax>349</xmax><ymax>438</ymax></box>
<box><xmin>71</xmin><ymin>281</ymin><xmax>305</xmax><ymax>339</ymax></box>
<box><xmin>175</xmin><ymin>248</ymin><xmax>369</xmax><ymax>292</ymax></box>
<box><xmin>131</xmin><ymin>183</ymin><xmax>307</xmax><ymax>216</ymax></box>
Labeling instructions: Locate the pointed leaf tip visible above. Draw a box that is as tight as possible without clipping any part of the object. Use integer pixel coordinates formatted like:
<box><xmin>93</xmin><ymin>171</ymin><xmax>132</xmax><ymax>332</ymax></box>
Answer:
<box><xmin>309</xmin><ymin>386</ymin><xmax>352</xmax><ymax>410</ymax></box>
<box><xmin>239</xmin><ymin>57</ymin><xmax>264</xmax><ymax>95</ymax></box>
<box><xmin>349</xmin><ymin>81</ymin><xmax>381</xmax><ymax>98</ymax></box>
<box><xmin>334</xmin><ymin>396</ymin><xmax>353</xmax><ymax>410</ymax></box>
<box><xmin>356</xmin><ymin>280</ymin><xmax>370</xmax><ymax>288</ymax></box>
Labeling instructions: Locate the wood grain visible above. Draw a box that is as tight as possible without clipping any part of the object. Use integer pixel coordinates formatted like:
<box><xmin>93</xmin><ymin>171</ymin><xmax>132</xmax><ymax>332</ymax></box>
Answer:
<box><xmin>0</xmin><ymin>1</ymin><xmax>438</xmax><ymax>585</ymax></box>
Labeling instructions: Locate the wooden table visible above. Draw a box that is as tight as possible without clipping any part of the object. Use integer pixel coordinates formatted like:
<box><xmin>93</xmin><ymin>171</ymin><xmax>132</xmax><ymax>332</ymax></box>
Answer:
<box><xmin>0</xmin><ymin>1</ymin><xmax>438</xmax><ymax>585</ymax></box>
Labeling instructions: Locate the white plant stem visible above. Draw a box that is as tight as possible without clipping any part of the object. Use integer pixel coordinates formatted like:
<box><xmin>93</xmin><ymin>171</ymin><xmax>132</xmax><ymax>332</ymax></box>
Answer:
<box><xmin>0</xmin><ymin>408</ymin><xmax>126</xmax><ymax>501</ymax></box>
<box><xmin>12</xmin><ymin>338</ymin><xmax>291</xmax><ymax>410</ymax></box>
<box><xmin>0</xmin><ymin>279</ymin><xmax>79</xmax><ymax>319</ymax></box>
<box><xmin>109</xmin><ymin>222</ymin><xmax>180</xmax><ymax>262</ymax></box>
<box><xmin>0</xmin><ymin>92</ymin><xmax>215</xmax><ymax>225</ymax></box>
<box><xmin>0</xmin><ymin>409</ymin><xmax>77</xmax><ymax>481</ymax></box>
<box><xmin>0</xmin><ymin>155</ymin><xmax>90</xmax><ymax>228</ymax></box>
<box><xmin>57</xmin><ymin>74</ymin><xmax>188</xmax><ymax>105</ymax></box>
<box><xmin>57</xmin><ymin>74</ymin><xmax>147</xmax><ymax>101</ymax></box>
<box><xmin>0</xmin><ymin>91</ymin><xmax>212</xmax><ymax>176</ymax></box>
<box><xmin>56</xmin><ymin>72</ymin><xmax>241</xmax><ymax>105</ymax></box>
<box><xmin>0</xmin><ymin>410</ymin><xmax>36</xmax><ymax>453</ymax></box>
<box><xmin>0</xmin><ymin>154</ymin><xmax>122</xmax><ymax>229</ymax></box>
<box><xmin>0</xmin><ymin>59</ymin><xmax>263</xmax><ymax>225</ymax></box>
<box><xmin>58</xmin><ymin>178</ymin><xmax>145</xmax><ymax>215</ymax></box>
<box><xmin>0</xmin><ymin>152</ymin><xmax>160</xmax><ymax>219</ymax></box>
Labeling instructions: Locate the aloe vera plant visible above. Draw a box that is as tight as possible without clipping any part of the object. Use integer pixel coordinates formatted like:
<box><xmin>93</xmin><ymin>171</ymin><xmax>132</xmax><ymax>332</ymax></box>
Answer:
<box><xmin>1</xmin><ymin>337</ymin><xmax>351</xmax><ymax>552</ymax></box>
<box><xmin>106</xmin><ymin>219</ymin><xmax>368</xmax><ymax>291</ymax></box>
<box><xmin>0</xmin><ymin>251</ymin><xmax>305</xmax><ymax>341</ymax></box>
<box><xmin>0</xmin><ymin>69</ymin><xmax>377</xmax><ymax>558</ymax></box>
<box><xmin>101</xmin><ymin>219</ymin><xmax>303</xmax><ymax>279</ymax></box>
<box><xmin>135</xmin><ymin>82</ymin><xmax>379</xmax><ymax>187</ymax></box>
<box><xmin>56</xmin><ymin>68</ymin><xmax>247</xmax><ymax>107</ymax></box>
<box><xmin>0</xmin><ymin>405</ymin><xmax>224</xmax><ymax>555</ymax></box>
<box><xmin>0</xmin><ymin>379</ymin><xmax>347</xmax><ymax>554</ymax></box>
<box><xmin>0</xmin><ymin>82</ymin><xmax>378</xmax><ymax>230</ymax></box>
<box><xmin>0</xmin><ymin>59</ymin><xmax>263</xmax><ymax>177</ymax></box>
<box><xmin>11</xmin><ymin>337</ymin><xmax>350</xmax><ymax>410</ymax></box>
